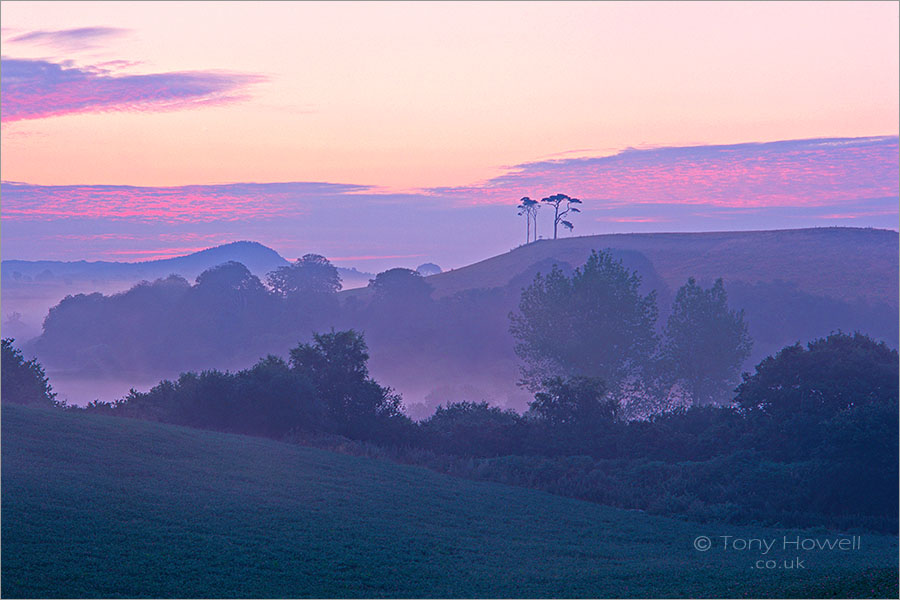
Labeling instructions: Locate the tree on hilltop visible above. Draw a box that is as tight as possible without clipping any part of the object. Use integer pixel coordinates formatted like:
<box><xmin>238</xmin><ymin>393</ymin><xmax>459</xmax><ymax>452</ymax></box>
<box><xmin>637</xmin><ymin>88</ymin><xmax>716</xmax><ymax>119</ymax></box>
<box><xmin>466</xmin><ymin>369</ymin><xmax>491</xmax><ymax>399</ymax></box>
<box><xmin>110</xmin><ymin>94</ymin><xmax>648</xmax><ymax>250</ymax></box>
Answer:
<box><xmin>540</xmin><ymin>193</ymin><xmax>582</xmax><ymax>239</ymax></box>
<box><xmin>517</xmin><ymin>196</ymin><xmax>540</xmax><ymax>243</ymax></box>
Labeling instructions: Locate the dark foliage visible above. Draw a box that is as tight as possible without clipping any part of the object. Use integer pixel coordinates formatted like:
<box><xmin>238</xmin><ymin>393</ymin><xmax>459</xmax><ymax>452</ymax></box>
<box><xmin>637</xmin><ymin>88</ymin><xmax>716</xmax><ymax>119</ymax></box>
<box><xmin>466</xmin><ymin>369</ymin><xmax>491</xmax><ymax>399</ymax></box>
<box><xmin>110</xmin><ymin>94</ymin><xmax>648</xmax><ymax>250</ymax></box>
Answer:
<box><xmin>540</xmin><ymin>193</ymin><xmax>582</xmax><ymax>239</ymax></box>
<box><xmin>85</xmin><ymin>330</ymin><xmax>411</xmax><ymax>444</ymax></box>
<box><xmin>735</xmin><ymin>332</ymin><xmax>898</xmax><ymax>419</ymax></box>
<box><xmin>290</xmin><ymin>330</ymin><xmax>408</xmax><ymax>442</ymax></box>
<box><xmin>1</xmin><ymin>338</ymin><xmax>56</xmax><ymax>406</ymax></box>
<box><xmin>420</xmin><ymin>401</ymin><xmax>524</xmax><ymax>457</ymax></box>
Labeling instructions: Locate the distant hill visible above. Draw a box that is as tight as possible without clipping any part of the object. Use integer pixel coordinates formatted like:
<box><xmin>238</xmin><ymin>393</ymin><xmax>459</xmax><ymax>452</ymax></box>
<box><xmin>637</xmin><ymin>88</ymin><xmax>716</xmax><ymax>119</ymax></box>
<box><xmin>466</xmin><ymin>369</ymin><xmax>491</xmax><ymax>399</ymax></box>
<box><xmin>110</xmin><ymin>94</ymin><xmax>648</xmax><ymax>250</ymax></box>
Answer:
<box><xmin>3</xmin><ymin>404</ymin><xmax>897</xmax><ymax>598</ymax></box>
<box><xmin>2</xmin><ymin>241</ymin><xmax>374</xmax><ymax>288</ymax></box>
<box><xmin>423</xmin><ymin>227</ymin><xmax>898</xmax><ymax>308</ymax></box>
<box><xmin>2</xmin><ymin>241</ymin><xmax>289</xmax><ymax>283</ymax></box>
<box><xmin>1</xmin><ymin>242</ymin><xmax>374</xmax><ymax>341</ymax></box>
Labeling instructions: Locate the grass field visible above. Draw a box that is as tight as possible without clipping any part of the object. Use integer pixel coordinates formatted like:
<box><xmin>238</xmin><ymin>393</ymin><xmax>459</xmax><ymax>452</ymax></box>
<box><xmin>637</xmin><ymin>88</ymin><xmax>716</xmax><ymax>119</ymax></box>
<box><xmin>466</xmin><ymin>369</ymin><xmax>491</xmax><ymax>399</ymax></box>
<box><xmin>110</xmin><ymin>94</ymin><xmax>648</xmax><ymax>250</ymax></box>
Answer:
<box><xmin>2</xmin><ymin>404</ymin><xmax>897</xmax><ymax>598</ymax></box>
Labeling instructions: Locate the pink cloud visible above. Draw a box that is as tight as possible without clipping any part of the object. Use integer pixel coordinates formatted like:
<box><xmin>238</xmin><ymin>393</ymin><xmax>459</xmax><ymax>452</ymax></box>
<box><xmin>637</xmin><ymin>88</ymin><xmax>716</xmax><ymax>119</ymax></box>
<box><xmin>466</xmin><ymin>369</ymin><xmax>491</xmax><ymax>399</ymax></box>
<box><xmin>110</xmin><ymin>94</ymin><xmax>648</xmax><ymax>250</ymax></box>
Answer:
<box><xmin>431</xmin><ymin>137</ymin><xmax>900</xmax><ymax>211</ymax></box>
<box><xmin>0</xmin><ymin>181</ymin><xmax>365</xmax><ymax>223</ymax></box>
<box><xmin>0</xmin><ymin>58</ymin><xmax>265</xmax><ymax>123</ymax></box>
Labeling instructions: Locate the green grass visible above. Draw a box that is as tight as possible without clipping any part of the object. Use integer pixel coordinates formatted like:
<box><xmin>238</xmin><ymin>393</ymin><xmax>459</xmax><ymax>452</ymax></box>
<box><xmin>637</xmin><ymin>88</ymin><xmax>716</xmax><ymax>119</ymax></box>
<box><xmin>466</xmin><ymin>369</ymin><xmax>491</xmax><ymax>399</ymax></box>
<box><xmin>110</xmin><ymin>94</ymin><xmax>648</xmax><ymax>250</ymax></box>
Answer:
<box><xmin>2</xmin><ymin>404</ymin><xmax>897</xmax><ymax>598</ymax></box>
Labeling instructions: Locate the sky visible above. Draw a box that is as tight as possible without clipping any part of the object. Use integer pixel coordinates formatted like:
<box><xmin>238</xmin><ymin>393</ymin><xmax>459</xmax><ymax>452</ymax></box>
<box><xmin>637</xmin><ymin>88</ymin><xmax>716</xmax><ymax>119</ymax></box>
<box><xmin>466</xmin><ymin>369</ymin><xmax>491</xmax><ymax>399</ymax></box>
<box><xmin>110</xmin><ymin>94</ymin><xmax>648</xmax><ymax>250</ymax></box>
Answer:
<box><xmin>1</xmin><ymin>1</ymin><xmax>898</xmax><ymax>270</ymax></box>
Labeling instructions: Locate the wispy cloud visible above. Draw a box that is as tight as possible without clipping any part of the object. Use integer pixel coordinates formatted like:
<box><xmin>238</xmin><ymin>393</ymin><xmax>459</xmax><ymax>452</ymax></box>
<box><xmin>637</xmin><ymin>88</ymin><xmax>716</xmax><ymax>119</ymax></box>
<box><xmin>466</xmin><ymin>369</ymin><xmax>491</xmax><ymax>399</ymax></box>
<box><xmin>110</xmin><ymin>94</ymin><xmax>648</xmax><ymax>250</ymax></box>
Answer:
<box><xmin>0</xmin><ymin>181</ymin><xmax>369</xmax><ymax>222</ymax></box>
<box><xmin>8</xmin><ymin>26</ymin><xmax>130</xmax><ymax>51</ymax></box>
<box><xmin>0</xmin><ymin>58</ymin><xmax>266</xmax><ymax>122</ymax></box>
<box><xmin>431</xmin><ymin>136</ymin><xmax>900</xmax><ymax>212</ymax></box>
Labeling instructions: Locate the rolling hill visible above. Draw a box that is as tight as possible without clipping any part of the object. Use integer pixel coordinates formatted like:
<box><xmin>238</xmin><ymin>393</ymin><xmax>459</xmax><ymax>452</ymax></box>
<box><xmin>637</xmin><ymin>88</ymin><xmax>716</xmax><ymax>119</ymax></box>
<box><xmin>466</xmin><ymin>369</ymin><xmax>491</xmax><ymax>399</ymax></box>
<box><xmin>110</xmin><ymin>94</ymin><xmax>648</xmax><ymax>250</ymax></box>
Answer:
<box><xmin>2</xmin><ymin>404</ymin><xmax>898</xmax><ymax>598</ymax></box>
<box><xmin>2</xmin><ymin>241</ymin><xmax>289</xmax><ymax>283</ymax></box>
<box><xmin>2</xmin><ymin>241</ymin><xmax>376</xmax><ymax>288</ymax></box>
<box><xmin>422</xmin><ymin>227</ymin><xmax>899</xmax><ymax>307</ymax></box>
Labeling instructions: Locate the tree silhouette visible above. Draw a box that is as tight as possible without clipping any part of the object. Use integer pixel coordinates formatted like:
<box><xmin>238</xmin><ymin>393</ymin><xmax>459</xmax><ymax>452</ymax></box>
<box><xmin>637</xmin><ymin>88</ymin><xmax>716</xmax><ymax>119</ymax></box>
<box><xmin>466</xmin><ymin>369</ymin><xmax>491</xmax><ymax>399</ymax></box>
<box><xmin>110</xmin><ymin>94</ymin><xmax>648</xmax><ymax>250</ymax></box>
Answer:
<box><xmin>516</xmin><ymin>196</ymin><xmax>540</xmax><ymax>243</ymax></box>
<box><xmin>540</xmin><ymin>193</ymin><xmax>582</xmax><ymax>239</ymax></box>
<box><xmin>289</xmin><ymin>330</ymin><xmax>404</xmax><ymax>440</ymax></box>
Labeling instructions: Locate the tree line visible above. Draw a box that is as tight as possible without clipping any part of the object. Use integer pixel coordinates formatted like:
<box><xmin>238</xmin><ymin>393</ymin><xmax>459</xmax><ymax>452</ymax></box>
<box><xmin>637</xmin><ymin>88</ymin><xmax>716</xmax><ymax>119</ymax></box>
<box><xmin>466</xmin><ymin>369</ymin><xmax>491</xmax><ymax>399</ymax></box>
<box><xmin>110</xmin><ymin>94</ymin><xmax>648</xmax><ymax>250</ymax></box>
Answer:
<box><xmin>32</xmin><ymin>248</ymin><xmax>753</xmax><ymax>415</ymax></box>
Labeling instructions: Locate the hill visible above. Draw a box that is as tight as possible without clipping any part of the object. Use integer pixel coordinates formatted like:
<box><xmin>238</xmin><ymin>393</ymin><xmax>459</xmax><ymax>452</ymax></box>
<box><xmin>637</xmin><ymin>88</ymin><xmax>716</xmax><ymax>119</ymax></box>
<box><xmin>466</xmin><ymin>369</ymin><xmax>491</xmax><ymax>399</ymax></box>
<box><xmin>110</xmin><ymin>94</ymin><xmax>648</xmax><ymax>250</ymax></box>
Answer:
<box><xmin>0</xmin><ymin>242</ymin><xmax>374</xmax><ymax>341</ymax></box>
<box><xmin>2</xmin><ymin>241</ymin><xmax>289</xmax><ymax>283</ymax></box>
<box><xmin>2</xmin><ymin>241</ymin><xmax>375</xmax><ymax>287</ymax></box>
<box><xmin>423</xmin><ymin>228</ymin><xmax>898</xmax><ymax>307</ymax></box>
<box><xmin>2</xmin><ymin>404</ymin><xmax>897</xmax><ymax>598</ymax></box>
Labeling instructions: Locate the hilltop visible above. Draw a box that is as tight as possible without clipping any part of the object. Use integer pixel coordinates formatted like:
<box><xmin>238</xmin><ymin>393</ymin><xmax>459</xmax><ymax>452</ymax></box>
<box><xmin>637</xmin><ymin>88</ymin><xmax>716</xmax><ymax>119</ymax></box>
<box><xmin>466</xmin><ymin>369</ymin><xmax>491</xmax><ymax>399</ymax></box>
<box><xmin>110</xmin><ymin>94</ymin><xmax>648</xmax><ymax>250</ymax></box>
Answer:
<box><xmin>2</xmin><ymin>240</ymin><xmax>375</xmax><ymax>287</ymax></box>
<box><xmin>3</xmin><ymin>404</ymin><xmax>897</xmax><ymax>598</ymax></box>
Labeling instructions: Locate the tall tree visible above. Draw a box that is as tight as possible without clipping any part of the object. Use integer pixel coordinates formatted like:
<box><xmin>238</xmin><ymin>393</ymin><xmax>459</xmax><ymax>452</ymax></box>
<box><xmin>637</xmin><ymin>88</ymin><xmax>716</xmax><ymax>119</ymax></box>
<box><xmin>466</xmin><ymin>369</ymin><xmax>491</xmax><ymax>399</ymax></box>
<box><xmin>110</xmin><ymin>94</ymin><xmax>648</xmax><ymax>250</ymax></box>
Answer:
<box><xmin>661</xmin><ymin>278</ymin><xmax>752</xmax><ymax>406</ymax></box>
<box><xmin>516</xmin><ymin>196</ymin><xmax>539</xmax><ymax>243</ymax></box>
<box><xmin>540</xmin><ymin>193</ymin><xmax>582</xmax><ymax>239</ymax></box>
<box><xmin>509</xmin><ymin>250</ymin><xmax>658</xmax><ymax>396</ymax></box>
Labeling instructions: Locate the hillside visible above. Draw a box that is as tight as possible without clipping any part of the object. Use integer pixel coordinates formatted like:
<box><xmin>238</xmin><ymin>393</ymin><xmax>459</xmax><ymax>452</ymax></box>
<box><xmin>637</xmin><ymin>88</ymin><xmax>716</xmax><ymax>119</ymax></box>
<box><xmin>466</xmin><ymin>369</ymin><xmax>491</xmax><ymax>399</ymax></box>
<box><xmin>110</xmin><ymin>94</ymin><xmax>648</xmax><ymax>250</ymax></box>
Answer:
<box><xmin>423</xmin><ymin>228</ymin><xmax>898</xmax><ymax>307</ymax></box>
<box><xmin>2</xmin><ymin>404</ymin><xmax>897</xmax><ymax>598</ymax></box>
<box><xmin>2</xmin><ymin>241</ymin><xmax>289</xmax><ymax>282</ymax></box>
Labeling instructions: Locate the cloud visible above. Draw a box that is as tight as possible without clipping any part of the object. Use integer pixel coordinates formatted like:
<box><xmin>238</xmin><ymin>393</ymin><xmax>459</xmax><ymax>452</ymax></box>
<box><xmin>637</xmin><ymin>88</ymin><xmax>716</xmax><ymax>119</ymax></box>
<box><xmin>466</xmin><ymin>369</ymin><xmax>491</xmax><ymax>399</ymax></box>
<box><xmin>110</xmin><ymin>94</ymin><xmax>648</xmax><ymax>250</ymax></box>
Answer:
<box><xmin>430</xmin><ymin>136</ymin><xmax>900</xmax><ymax>212</ymax></box>
<box><xmin>0</xmin><ymin>58</ymin><xmax>266</xmax><ymax>122</ymax></box>
<box><xmin>0</xmin><ymin>181</ymin><xmax>369</xmax><ymax>222</ymax></box>
<box><xmin>9</xmin><ymin>27</ymin><xmax>130</xmax><ymax>51</ymax></box>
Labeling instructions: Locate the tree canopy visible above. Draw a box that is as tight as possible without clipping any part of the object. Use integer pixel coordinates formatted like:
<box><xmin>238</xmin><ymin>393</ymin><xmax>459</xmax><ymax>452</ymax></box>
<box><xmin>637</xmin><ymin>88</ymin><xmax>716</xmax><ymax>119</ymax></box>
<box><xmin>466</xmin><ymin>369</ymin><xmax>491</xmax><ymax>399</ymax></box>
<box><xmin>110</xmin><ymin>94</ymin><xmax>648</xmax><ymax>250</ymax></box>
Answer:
<box><xmin>368</xmin><ymin>268</ymin><xmax>433</xmax><ymax>304</ymax></box>
<box><xmin>509</xmin><ymin>250</ymin><xmax>658</xmax><ymax>396</ymax></box>
<box><xmin>266</xmin><ymin>254</ymin><xmax>342</xmax><ymax>299</ymax></box>
<box><xmin>735</xmin><ymin>332</ymin><xmax>898</xmax><ymax>419</ymax></box>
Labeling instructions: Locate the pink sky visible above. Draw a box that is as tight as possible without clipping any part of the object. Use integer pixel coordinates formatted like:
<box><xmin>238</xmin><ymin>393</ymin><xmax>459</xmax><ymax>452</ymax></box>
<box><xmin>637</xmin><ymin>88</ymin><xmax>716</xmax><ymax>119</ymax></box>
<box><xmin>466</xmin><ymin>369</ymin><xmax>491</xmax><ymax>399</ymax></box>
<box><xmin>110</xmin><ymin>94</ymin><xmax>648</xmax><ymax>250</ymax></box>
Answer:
<box><xmin>1</xmin><ymin>2</ymin><xmax>898</xmax><ymax>266</ymax></box>
<box><xmin>2</xmin><ymin>1</ymin><xmax>897</xmax><ymax>192</ymax></box>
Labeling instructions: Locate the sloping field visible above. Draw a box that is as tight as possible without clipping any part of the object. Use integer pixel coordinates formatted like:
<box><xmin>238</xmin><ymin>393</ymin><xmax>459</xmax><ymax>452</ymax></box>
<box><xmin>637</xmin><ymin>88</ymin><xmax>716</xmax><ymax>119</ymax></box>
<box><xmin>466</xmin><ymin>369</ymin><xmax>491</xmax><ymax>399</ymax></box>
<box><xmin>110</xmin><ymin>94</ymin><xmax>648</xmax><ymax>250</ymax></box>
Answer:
<box><xmin>425</xmin><ymin>227</ymin><xmax>899</xmax><ymax>306</ymax></box>
<box><xmin>2</xmin><ymin>404</ymin><xmax>897</xmax><ymax>598</ymax></box>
